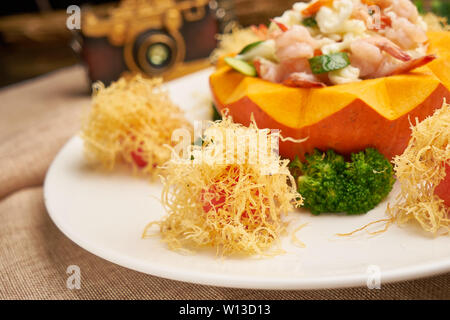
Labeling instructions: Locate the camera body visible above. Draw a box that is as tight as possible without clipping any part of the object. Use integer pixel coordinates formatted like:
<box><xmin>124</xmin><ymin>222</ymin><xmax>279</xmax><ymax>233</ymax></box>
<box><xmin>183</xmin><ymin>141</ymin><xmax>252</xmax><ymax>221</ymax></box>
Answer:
<box><xmin>79</xmin><ymin>0</ymin><xmax>221</xmax><ymax>85</ymax></box>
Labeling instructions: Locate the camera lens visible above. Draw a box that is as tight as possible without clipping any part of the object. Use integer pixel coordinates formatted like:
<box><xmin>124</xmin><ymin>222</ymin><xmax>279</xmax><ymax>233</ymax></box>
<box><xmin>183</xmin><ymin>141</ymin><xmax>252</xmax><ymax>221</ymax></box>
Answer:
<box><xmin>127</xmin><ymin>30</ymin><xmax>179</xmax><ymax>76</ymax></box>
<box><xmin>146</xmin><ymin>43</ymin><xmax>171</xmax><ymax>68</ymax></box>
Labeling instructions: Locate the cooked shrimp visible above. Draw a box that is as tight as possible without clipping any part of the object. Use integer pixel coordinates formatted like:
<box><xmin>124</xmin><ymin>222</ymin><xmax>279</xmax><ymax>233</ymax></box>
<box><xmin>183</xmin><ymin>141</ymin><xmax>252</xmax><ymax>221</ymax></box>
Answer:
<box><xmin>372</xmin><ymin>54</ymin><xmax>436</xmax><ymax>78</ymax></box>
<box><xmin>274</xmin><ymin>25</ymin><xmax>318</xmax><ymax>61</ymax></box>
<box><xmin>254</xmin><ymin>58</ymin><xmax>283</xmax><ymax>83</ymax></box>
<box><xmin>364</xmin><ymin>37</ymin><xmax>411</xmax><ymax>61</ymax></box>
<box><xmin>279</xmin><ymin>58</ymin><xmax>317</xmax><ymax>81</ymax></box>
<box><xmin>384</xmin><ymin>17</ymin><xmax>428</xmax><ymax>50</ymax></box>
<box><xmin>272</xmin><ymin>25</ymin><xmax>320</xmax><ymax>84</ymax></box>
<box><xmin>352</xmin><ymin>1</ymin><xmax>372</xmax><ymax>25</ymax></box>
<box><xmin>350</xmin><ymin>36</ymin><xmax>411</xmax><ymax>78</ymax></box>
<box><xmin>364</xmin><ymin>0</ymin><xmax>419</xmax><ymax>22</ymax></box>
<box><xmin>283</xmin><ymin>72</ymin><xmax>326</xmax><ymax>88</ymax></box>
<box><xmin>255</xmin><ymin>57</ymin><xmax>322</xmax><ymax>88</ymax></box>
<box><xmin>387</xmin><ymin>0</ymin><xmax>419</xmax><ymax>23</ymax></box>
<box><xmin>350</xmin><ymin>40</ymin><xmax>384</xmax><ymax>77</ymax></box>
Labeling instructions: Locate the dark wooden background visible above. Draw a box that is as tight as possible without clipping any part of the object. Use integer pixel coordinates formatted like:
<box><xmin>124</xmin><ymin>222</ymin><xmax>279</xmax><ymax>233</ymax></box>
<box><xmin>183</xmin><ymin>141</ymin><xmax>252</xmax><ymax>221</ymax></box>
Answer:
<box><xmin>234</xmin><ymin>0</ymin><xmax>298</xmax><ymax>25</ymax></box>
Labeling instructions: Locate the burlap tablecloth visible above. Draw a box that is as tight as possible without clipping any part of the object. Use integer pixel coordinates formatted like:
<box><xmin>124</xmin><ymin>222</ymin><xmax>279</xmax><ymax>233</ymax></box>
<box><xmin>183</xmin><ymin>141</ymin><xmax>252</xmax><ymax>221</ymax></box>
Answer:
<box><xmin>0</xmin><ymin>65</ymin><xmax>449</xmax><ymax>300</ymax></box>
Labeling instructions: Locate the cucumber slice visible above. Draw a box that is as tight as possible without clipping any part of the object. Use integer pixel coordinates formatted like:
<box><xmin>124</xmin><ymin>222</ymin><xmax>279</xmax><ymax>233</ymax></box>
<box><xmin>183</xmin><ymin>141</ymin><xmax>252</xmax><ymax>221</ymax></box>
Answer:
<box><xmin>237</xmin><ymin>39</ymin><xmax>278</xmax><ymax>63</ymax></box>
<box><xmin>224</xmin><ymin>57</ymin><xmax>257</xmax><ymax>77</ymax></box>
<box><xmin>309</xmin><ymin>52</ymin><xmax>350</xmax><ymax>74</ymax></box>
<box><xmin>238</xmin><ymin>41</ymin><xmax>264</xmax><ymax>55</ymax></box>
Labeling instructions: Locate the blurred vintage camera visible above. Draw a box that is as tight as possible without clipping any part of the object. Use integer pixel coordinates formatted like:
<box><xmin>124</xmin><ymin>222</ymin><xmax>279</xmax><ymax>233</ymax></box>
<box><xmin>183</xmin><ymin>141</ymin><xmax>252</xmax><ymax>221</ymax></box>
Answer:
<box><xmin>78</xmin><ymin>0</ymin><xmax>235</xmax><ymax>85</ymax></box>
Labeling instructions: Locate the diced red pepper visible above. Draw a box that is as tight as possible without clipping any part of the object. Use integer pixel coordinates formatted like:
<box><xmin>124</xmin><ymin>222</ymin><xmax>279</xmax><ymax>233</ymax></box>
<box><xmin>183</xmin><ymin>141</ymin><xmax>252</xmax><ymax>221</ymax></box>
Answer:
<box><xmin>199</xmin><ymin>167</ymin><xmax>272</xmax><ymax>223</ymax></box>
<box><xmin>131</xmin><ymin>147</ymin><xmax>148</xmax><ymax>168</ymax></box>
<box><xmin>128</xmin><ymin>135</ymin><xmax>148</xmax><ymax>168</ymax></box>
<box><xmin>381</xmin><ymin>15</ymin><xmax>392</xmax><ymax>27</ymax></box>
<box><xmin>201</xmin><ymin>185</ymin><xmax>227</xmax><ymax>213</ymax></box>
<box><xmin>314</xmin><ymin>49</ymin><xmax>323</xmax><ymax>56</ymax></box>
<box><xmin>200</xmin><ymin>167</ymin><xmax>237</xmax><ymax>213</ymax></box>
<box><xmin>371</xmin><ymin>15</ymin><xmax>392</xmax><ymax>30</ymax></box>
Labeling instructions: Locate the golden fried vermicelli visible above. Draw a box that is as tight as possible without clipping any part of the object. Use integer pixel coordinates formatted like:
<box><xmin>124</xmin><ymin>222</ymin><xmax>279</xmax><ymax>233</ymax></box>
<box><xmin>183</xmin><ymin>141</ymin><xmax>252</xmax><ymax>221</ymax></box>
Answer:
<box><xmin>423</xmin><ymin>13</ymin><xmax>450</xmax><ymax>31</ymax></box>
<box><xmin>145</xmin><ymin>116</ymin><xmax>303</xmax><ymax>256</ymax></box>
<box><xmin>209</xmin><ymin>25</ymin><xmax>261</xmax><ymax>62</ymax></box>
<box><xmin>81</xmin><ymin>74</ymin><xmax>192</xmax><ymax>178</ymax></box>
<box><xmin>388</xmin><ymin>101</ymin><xmax>450</xmax><ymax>234</ymax></box>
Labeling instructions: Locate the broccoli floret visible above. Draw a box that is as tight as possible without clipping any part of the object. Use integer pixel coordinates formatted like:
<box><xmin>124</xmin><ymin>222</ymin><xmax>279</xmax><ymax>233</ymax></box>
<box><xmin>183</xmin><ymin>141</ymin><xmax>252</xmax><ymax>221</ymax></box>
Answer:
<box><xmin>289</xmin><ymin>148</ymin><xmax>395</xmax><ymax>215</ymax></box>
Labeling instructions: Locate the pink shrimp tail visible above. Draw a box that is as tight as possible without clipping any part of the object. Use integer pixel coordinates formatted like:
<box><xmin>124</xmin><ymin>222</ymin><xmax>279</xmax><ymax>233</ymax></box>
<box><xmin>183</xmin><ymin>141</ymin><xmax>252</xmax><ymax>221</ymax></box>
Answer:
<box><xmin>364</xmin><ymin>37</ymin><xmax>412</xmax><ymax>62</ymax></box>
<box><xmin>389</xmin><ymin>54</ymin><xmax>436</xmax><ymax>75</ymax></box>
<box><xmin>379</xmin><ymin>43</ymin><xmax>412</xmax><ymax>62</ymax></box>
<box><xmin>271</xmin><ymin>19</ymin><xmax>289</xmax><ymax>32</ymax></box>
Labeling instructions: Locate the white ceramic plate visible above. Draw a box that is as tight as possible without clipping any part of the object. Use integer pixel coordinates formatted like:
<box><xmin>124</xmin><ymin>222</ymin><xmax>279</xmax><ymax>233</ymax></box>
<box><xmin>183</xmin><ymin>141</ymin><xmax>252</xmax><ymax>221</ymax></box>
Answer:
<box><xmin>44</xmin><ymin>68</ymin><xmax>450</xmax><ymax>290</ymax></box>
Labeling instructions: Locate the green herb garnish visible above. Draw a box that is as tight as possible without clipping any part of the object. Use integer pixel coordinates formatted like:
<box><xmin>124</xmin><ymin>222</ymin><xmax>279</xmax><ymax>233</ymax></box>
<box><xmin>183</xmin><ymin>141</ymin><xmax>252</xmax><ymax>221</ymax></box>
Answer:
<box><xmin>308</xmin><ymin>52</ymin><xmax>350</xmax><ymax>74</ymax></box>
<box><xmin>302</xmin><ymin>17</ymin><xmax>317</xmax><ymax>27</ymax></box>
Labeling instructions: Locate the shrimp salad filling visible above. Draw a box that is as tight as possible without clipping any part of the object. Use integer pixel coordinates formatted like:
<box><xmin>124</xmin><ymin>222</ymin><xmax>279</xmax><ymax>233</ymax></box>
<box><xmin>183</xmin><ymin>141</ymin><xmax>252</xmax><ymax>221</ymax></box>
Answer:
<box><xmin>227</xmin><ymin>0</ymin><xmax>436</xmax><ymax>87</ymax></box>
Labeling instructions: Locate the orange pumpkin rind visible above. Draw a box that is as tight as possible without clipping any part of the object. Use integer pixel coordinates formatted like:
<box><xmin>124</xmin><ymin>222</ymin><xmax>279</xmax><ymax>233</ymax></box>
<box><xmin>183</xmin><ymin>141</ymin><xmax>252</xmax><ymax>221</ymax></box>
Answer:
<box><xmin>210</xmin><ymin>31</ymin><xmax>450</xmax><ymax>160</ymax></box>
